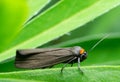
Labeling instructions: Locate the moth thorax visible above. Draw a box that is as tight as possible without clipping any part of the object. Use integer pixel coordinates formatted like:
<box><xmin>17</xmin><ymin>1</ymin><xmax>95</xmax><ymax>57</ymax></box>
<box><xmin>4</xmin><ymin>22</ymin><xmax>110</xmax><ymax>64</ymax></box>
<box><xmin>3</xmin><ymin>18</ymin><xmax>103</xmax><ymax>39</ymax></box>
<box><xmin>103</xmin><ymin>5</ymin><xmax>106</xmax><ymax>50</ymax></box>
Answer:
<box><xmin>72</xmin><ymin>46</ymin><xmax>82</xmax><ymax>56</ymax></box>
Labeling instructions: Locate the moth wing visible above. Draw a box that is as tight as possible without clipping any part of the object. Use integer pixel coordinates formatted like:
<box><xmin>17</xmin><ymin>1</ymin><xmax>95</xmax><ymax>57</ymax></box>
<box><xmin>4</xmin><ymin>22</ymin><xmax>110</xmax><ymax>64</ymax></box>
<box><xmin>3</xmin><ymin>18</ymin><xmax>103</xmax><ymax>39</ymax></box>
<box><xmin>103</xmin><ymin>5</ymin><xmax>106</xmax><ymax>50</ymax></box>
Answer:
<box><xmin>16</xmin><ymin>48</ymin><xmax>63</xmax><ymax>55</ymax></box>
<box><xmin>15</xmin><ymin>48</ymin><xmax>74</xmax><ymax>69</ymax></box>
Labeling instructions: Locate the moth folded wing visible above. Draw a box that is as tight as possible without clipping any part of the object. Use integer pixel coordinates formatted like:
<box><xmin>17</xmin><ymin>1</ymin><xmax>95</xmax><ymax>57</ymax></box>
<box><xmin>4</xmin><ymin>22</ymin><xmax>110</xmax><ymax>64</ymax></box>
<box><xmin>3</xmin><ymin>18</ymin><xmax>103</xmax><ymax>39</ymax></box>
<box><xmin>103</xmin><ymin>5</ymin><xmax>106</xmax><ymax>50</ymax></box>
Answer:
<box><xmin>16</xmin><ymin>48</ymin><xmax>63</xmax><ymax>55</ymax></box>
<box><xmin>15</xmin><ymin>48</ymin><xmax>74</xmax><ymax>69</ymax></box>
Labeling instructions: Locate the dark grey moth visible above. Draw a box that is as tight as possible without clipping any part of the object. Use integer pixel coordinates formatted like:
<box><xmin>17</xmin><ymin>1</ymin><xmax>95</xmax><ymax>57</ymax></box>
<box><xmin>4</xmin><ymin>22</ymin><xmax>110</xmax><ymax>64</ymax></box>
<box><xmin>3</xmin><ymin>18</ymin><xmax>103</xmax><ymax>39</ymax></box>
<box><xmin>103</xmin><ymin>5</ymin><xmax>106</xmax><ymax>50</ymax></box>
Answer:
<box><xmin>15</xmin><ymin>46</ymin><xmax>87</xmax><ymax>73</ymax></box>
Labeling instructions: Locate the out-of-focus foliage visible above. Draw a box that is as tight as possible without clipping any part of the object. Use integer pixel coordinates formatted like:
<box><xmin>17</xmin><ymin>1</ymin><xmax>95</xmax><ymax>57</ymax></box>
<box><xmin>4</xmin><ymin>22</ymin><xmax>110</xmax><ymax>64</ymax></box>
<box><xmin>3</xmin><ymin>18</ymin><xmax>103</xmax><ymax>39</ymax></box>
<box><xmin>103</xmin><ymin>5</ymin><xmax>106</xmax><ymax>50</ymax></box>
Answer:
<box><xmin>0</xmin><ymin>0</ymin><xmax>28</xmax><ymax>52</ymax></box>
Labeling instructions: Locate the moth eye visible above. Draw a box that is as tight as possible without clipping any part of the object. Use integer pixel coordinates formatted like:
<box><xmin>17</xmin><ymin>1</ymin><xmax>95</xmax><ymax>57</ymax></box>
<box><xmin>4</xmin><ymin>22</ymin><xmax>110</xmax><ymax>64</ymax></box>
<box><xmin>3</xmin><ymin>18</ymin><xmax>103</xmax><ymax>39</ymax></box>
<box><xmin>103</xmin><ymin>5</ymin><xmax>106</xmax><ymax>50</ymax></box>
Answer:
<box><xmin>79</xmin><ymin>49</ymin><xmax>85</xmax><ymax>55</ymax></box>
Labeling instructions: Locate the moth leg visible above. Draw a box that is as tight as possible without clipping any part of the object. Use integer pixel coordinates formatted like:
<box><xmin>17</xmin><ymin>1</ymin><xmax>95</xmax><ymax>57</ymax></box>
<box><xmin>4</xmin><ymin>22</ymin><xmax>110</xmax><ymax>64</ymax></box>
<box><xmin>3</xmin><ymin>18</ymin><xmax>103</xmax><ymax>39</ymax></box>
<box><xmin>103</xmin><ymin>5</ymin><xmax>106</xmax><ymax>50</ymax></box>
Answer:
<box><xmin>48</xmin><ymin>65</ymin><xmax>54</xmax><ymax>68</ymax></box>
<box><xmin>61</xmin><ymin>57</ymin><xmax>77</xmax><ymax>73</ymax></box>
<box><xmin>78</xmin><ymin>57</ymin><xmax>84</xmax><ymax>74</ymax></box>
<box><xmin>71</xmin><ymin>61</ymin><xmax>74</xmax><ymax>67</ymax></box>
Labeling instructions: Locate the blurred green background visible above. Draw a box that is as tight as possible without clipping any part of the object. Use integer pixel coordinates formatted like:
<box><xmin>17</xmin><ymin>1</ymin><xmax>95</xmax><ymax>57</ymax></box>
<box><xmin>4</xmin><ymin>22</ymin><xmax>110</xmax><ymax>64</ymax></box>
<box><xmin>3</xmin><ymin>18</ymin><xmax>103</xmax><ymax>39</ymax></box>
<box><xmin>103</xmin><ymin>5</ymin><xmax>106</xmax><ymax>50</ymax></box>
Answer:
<box><xmin>0</xmin><ymin>0</ymin><xmax>28</xmax><ymax>53</ymax></box>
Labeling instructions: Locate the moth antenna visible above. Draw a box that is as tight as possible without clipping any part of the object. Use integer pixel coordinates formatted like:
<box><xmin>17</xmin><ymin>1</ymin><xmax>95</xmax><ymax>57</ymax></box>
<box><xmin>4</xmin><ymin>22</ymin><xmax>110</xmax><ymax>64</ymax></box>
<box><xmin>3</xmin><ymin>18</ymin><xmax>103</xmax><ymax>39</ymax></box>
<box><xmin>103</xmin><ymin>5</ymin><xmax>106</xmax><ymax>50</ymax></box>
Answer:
<box><xmin>89</xmin><ymin>34</ymin><xmax>110</xmax><ymax>52</ymax></box>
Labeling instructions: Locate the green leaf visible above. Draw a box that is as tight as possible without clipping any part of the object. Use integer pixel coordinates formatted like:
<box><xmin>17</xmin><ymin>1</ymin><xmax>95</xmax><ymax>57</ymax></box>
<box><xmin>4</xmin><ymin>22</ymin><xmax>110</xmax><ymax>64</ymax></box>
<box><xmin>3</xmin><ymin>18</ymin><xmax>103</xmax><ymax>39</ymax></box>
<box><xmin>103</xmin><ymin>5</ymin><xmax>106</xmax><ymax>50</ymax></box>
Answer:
<box><xmin>0</xmin><ymin>78</ymin><xmax>42</xmax><ymax>82</ymax></box>
<box><xmin>0</xmin><ymin>65</ymin><xmax>120</xmax><ymax>82</ymax></box>
<box><xmin>26</xmin><ymin>0</ymin><xmax>49</xmax><ymax>21</ymax></box>
<box><xmin>1</xmin><ymin>0</ymin><xmax>120</xmax><ymax>63</ymax></box>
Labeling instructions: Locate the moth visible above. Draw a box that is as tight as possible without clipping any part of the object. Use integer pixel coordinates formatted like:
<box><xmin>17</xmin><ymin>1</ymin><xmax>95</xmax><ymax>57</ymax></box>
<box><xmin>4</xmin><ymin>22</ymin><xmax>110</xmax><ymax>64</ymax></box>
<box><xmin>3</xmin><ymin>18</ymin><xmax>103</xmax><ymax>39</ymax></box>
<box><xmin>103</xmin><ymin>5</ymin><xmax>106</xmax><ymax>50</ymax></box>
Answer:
<box><xmin>15</xmin><ymin>46</ymin><xmax>87</xmax><ymax>73</ymax></box>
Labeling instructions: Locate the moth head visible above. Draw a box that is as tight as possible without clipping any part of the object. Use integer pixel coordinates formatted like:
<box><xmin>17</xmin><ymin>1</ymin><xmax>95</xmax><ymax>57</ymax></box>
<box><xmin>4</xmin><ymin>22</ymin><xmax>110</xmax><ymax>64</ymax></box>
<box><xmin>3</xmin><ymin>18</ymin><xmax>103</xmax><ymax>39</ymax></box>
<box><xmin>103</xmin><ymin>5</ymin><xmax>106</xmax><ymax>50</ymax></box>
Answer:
<box><xmin>79</xmin><ymin>48</ymin><xmax>87</xmax><ymax>61</ymax></box>
<box><xmin>73</xmin><ymin>46</ymin><xmax>87</xmax><ymax>62</ymax></box>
